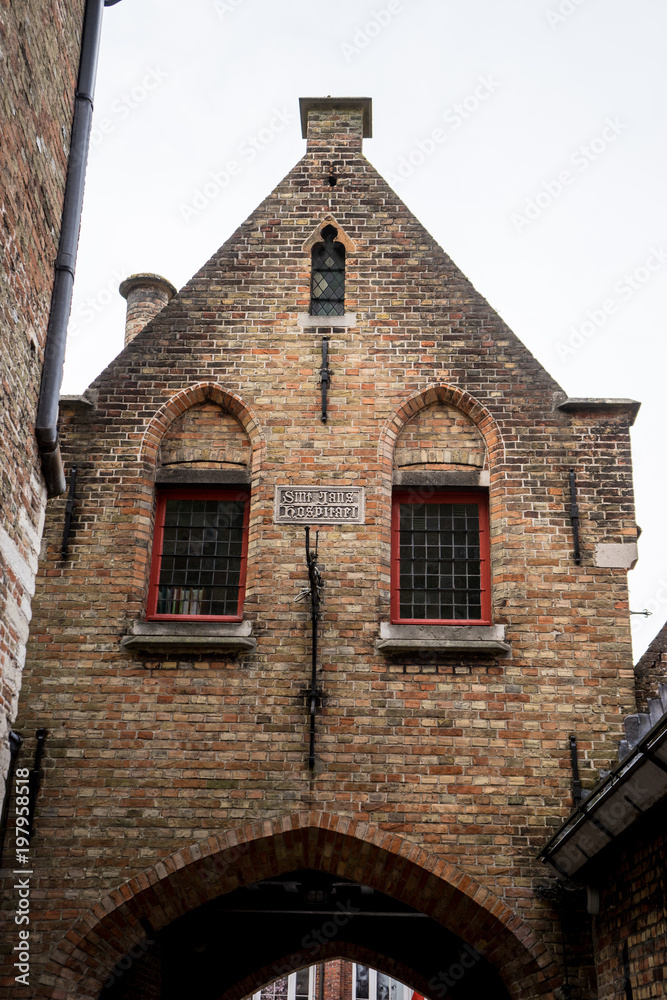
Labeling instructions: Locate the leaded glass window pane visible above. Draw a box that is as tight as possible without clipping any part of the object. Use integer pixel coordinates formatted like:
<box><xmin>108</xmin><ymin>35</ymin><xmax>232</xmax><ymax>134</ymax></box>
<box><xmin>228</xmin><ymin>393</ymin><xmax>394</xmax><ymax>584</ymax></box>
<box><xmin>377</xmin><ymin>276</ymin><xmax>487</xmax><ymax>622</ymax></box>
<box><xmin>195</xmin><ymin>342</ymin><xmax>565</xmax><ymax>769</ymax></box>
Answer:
<box><xmin>399</xmin><ymin>502</ymin><xmax>482</xmax><ymax>620</ymax></box>
<box><xmin>157</xmin><ymin>498</ymin><xmax>245</xmax><ymax>616</ymax></box>
<box><xmin>311</xmin><ymin>225</ymin><xmax>345</xmax><ymax>316</ymax></box>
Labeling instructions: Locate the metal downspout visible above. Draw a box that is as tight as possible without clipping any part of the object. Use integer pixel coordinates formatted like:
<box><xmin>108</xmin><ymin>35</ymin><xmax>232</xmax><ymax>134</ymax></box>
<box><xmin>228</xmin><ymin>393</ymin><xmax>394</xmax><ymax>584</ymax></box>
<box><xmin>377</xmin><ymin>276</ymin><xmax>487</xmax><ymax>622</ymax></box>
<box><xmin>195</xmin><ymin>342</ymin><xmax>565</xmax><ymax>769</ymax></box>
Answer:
<box><xmin>35</xmin><ymin>0</ymin><xmax>121</xmax><ymax>497</ymax></box>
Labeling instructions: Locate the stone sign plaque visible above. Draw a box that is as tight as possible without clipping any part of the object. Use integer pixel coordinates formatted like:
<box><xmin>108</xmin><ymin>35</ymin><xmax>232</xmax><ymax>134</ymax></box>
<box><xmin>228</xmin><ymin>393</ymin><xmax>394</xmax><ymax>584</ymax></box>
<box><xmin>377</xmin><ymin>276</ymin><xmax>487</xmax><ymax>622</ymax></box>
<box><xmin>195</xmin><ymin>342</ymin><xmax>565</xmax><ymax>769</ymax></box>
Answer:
<box><xmin>274</xmin><ymin>486</ymin><xmax>365</xmax><ymax>525</ymax></box>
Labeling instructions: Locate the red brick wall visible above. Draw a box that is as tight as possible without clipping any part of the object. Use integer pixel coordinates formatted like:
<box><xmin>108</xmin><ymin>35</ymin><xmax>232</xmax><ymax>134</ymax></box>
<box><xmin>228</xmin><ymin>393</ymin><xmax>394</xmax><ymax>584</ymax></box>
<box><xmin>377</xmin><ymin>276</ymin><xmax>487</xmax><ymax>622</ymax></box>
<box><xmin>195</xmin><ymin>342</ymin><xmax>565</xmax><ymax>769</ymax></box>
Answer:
<box><xmin>320</xmin><ymin>959</ymin><xmax>353</xmax><ymax>1000</ymax></box>
<box><xmin>0</xmin><ymin>0</ymin><xmax>84</xmax><ymax>786</ymax></box>
<box><xmin>6</xmin><ymin>101</ymin><xmax>640</xmax><ymax>998</ymax></box>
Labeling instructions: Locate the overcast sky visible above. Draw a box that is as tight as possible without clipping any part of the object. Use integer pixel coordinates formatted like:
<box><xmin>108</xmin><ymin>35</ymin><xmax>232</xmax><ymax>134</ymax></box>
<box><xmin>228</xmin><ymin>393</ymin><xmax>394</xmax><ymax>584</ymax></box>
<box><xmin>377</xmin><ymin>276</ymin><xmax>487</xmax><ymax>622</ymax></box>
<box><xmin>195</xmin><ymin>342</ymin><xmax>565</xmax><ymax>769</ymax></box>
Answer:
<box><xmin>64</xmin><ymin>0</ymin><xmax>667</xmax><ymax>656</ymax></box>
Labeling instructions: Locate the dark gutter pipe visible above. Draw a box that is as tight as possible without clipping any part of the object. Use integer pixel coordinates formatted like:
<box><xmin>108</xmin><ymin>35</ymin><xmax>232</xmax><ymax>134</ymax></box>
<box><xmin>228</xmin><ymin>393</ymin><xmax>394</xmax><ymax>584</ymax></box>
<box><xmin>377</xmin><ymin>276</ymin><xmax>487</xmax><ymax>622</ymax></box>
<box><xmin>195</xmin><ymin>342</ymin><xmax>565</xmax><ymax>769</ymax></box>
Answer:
<box><xmin>568</xmin><ymin>469</ymin><xmax>581</xmax><ymax>565</ymax></box>
<box><xmin>27</xmin><ymin>728</ymin><xmax>47</xmax><ymax>839</ymax></box>
<box><xmin>35</xmin><ymin>0</ymin><xmax>122</xmax><ymax>497</ymax></box>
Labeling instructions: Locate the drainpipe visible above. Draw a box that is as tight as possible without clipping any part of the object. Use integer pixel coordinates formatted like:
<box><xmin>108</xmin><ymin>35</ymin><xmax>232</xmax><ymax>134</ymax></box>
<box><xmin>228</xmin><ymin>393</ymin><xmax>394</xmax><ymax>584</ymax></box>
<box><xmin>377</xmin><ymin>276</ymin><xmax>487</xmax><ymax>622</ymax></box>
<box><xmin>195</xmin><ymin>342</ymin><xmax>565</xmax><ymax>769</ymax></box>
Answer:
<box><xmin>35</xmin><ymin>0</ymin><xmax>123</xmax><ymax>497</ymax></box>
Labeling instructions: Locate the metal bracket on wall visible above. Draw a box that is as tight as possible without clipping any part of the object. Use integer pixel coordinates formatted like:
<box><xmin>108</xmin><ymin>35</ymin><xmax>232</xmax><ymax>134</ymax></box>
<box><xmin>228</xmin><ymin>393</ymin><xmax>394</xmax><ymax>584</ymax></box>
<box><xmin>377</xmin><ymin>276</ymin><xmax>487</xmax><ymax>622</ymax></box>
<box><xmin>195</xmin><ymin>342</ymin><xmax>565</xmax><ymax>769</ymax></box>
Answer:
<box><xmin>61</xmin><ymin>465</ymin><xmax>77</xmax><ymax>558</ymax></box>
<box><xmin>319</xmin><ymin>337</ymin><xmax>331</xmax><ymax>423</ymax></box>
<box><xmin>28</xmin><ymin>729</ymin><xmax>47</xmax><ymax>839</ymax></box>
<box><xmin>569</xmin><ymin>734</ymin><xmax>582</xmax><ymax>806</ymax></box>
<box><xmin>296</xmin><ymin>527</ymin><xmax>324</xmax><ymax>769</ymax></box>
<box><xmin>569</xmin><ymin>469</ymin><xmax>581</xmax><ymax>565</ymax></box>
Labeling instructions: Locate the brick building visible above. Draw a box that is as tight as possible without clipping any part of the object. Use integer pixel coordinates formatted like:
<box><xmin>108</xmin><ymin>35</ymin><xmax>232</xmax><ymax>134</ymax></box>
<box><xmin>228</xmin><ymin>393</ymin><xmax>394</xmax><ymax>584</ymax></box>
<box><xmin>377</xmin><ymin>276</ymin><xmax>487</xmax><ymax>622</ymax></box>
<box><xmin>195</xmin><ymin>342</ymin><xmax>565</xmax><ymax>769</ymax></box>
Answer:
<box><xmin>3</xmin><ymin>97</ymin><xmax>663</xmax><ymax>999</ymax></box>
<box><xmin>633</xmin><ymin>620</ymin><xmax>667</xmax><ymax>714</ymax></box>
<box><xmin>251</xmin><ymin>960</ymin><xmax>420</xmax><ymax>1000</ymax></box>
<box><xmin>0</xmin><ymin>0</ymin><xmax>85</xmax><ymax>790</ymax></box>
<box><xmin>539</xmin><ymin>629</ymin><xmax>667</xmax><ymax>1000</ymax></box>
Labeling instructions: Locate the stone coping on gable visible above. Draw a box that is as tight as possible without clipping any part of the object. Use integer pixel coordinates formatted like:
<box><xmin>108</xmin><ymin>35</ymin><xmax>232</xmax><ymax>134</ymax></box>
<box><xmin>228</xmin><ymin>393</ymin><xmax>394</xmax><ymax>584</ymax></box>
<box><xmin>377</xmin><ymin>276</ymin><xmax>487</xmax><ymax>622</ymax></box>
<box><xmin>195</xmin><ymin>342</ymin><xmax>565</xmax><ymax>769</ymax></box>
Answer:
<box><xmin>121</xmin><ymin>620</ymin><xmax>255</xmax><ymax>653</ymax></box>
<box><xmin>557</xmin><ymin>397</ymin><xmax>641</xmax><ymax>425</ymax></box>
<box><xmin>59</xmin><ymin>393</ymin><xmax>96</xmax><ymax>409</ymax></box>
<box><xmin>376</xmin><ymin>622</ymin><xmax>510</xmax><ymax>655</ymax></box>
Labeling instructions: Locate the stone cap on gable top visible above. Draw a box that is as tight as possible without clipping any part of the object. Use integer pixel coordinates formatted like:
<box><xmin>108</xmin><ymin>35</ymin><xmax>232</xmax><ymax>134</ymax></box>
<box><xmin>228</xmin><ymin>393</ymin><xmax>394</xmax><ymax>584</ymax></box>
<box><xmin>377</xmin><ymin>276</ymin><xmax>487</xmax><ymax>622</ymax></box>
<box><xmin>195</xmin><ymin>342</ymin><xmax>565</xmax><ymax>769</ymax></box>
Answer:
<box><xmin>557</xmin><ymin>397</ymin><xmax>641</xmax><ymax>425</ymax></box>
<box><xmin>300</xmin><ymin>96</ymin><xmax>373</xmax><ymax>143</ymax></box>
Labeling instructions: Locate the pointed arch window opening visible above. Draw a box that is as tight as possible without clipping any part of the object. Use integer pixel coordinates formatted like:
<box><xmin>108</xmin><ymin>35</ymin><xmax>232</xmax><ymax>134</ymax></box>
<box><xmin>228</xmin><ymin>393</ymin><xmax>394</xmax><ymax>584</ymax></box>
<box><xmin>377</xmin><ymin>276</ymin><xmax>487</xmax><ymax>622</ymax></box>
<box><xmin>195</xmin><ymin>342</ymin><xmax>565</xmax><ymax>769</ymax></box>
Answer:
<box><xmin>311</xmin><ymin>224</ymin><xmax>345</xmax><ymax>316</ymax></box>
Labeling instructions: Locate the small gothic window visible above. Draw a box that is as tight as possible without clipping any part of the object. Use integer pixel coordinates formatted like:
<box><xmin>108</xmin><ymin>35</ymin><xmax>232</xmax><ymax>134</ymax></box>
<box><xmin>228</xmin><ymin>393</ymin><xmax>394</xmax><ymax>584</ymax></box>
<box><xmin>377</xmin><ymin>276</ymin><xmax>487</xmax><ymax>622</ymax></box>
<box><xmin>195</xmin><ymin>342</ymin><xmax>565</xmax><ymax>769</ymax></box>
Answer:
<box><xmin>311</xmin><ymin>224</ymin><xmax>345</xmax><ymax>316</ymax></box>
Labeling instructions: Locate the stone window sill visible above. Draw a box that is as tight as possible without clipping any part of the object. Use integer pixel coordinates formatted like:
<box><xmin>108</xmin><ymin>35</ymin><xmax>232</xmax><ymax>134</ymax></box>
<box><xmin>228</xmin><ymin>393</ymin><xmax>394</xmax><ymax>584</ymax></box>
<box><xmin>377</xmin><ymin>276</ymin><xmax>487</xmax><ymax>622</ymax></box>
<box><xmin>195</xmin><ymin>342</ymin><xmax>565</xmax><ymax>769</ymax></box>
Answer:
<box><xmin>375</xmin><ymin>623</ymin><xmax>510</xmax><ymax>655</ymax></box>
<box><xmin>297</xmin><ymin>312</ymin><xmax>357</xmax><ymax>328</ymax></box>
<box><xmin>120</xmin><ymin>621</ymin><xmax>256</xmax><ymax>654</ymax></box>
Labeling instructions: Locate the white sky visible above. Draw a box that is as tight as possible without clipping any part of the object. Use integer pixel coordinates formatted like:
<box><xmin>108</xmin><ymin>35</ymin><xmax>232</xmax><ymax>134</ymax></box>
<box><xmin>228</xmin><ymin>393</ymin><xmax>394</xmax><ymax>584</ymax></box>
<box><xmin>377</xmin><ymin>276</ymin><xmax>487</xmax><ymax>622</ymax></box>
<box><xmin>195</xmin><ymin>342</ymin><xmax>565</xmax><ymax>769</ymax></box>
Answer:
<box><xmin>64</xmin><ymin>0</ymin><xmax>667</xmax><ymax>657</ymax></box>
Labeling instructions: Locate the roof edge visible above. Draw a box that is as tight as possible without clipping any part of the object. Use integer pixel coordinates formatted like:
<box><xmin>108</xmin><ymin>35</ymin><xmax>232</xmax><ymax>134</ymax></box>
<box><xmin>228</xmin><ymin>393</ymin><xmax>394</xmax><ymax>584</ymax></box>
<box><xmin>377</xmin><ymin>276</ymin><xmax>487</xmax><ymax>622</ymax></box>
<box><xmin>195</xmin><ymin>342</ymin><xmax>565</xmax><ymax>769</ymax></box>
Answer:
<box><xmin>538</xmin><ymin>710</ymin><xmax>667</xmax><ymax>879</ymax></box>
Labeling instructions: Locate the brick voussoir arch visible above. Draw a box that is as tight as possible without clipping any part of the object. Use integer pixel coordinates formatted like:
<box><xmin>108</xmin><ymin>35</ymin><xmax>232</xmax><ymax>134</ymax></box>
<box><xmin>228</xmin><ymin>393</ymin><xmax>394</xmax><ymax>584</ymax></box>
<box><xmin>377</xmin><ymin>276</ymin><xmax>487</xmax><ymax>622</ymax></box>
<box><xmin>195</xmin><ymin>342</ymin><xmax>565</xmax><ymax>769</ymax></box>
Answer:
<box><xmin>39</xmin><ymin>812</ymin><xmax>560</xmax><ymax>1000</ymax></box>
<box><xmin>378</xmin><ymin>383</ymin><xmax>506</xmax><ymax>472</ymax></box>
<box><xmin>138</xmin><ymin>381</ymin><xmax>265</xmax><ymax>473</ymax></box>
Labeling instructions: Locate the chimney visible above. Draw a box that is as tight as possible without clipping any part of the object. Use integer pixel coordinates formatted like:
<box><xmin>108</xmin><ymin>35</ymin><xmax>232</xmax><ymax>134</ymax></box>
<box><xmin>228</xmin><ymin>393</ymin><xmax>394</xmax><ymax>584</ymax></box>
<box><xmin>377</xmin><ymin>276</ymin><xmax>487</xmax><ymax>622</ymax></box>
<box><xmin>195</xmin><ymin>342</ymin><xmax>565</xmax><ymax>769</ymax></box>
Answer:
<box><xmin>119</xmin><ymin>273</ymin><xmax>176</xmax><ymax>346</ymax></box>
<box><xmin>299</xmin><ymin>97</ymin><xmax>372</xmax><ymax>154</ymax></box>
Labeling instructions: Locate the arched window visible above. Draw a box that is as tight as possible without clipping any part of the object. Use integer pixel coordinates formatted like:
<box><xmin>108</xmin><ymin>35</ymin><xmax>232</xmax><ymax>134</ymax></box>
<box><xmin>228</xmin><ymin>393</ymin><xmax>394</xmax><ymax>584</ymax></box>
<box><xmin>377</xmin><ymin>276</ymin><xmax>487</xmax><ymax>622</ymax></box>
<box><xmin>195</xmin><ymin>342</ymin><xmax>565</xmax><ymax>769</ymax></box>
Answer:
<box><xmin>390</xmin><ymin>402</ymin><xmax>491</xmax><ymax>625</ymax></box>
<box><xmin>311</xmin><ymin>224</ymin><xmax>345</xmax><ymax>316</ymax></box>
<box><xmin>147</xmin><ymin>400</ymin><xmax>252</xmax><ymax>622</ymax></box>
<box><xmin>148</xmin><ymin>487</ymin><xmax>249</xmax><ymax>621</ymax></box>
<box><xmin>391</xmin><ymin>490</ymin><xmax>490</xmax><ymax>624</ymax></box>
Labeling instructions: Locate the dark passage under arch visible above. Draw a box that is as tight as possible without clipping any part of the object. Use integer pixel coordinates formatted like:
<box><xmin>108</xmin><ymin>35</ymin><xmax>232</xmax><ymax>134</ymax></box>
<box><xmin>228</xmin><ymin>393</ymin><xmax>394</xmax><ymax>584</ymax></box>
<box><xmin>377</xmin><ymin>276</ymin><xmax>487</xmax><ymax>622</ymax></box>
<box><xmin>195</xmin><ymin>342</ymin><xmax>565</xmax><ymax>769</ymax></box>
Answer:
<box><xmin>100</xmin><ymin>869</ymin><xmax>511</xmax><ymax>1000</ymax></box>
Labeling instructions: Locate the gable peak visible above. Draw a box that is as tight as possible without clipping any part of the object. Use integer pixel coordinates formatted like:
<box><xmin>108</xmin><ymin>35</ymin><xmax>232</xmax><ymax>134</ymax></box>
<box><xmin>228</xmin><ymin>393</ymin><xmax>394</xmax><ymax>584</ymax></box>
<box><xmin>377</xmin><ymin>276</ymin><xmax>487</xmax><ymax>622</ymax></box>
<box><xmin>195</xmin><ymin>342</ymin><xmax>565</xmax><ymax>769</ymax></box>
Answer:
<box><xmin>299</xmin><ymin>97</ymin><xmax>372</xmax><ymax>153</ymax></box>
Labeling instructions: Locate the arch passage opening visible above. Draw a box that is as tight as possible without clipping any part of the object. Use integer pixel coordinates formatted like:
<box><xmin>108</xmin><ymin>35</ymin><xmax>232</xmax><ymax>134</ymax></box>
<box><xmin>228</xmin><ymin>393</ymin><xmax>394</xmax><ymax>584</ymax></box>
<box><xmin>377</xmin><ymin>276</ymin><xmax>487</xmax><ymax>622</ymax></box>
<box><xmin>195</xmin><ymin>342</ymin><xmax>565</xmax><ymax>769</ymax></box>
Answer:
<box><xmin>99</xmin><ymin>870</ymin><xmax>511</xmax><ymax>1000</ymax></box>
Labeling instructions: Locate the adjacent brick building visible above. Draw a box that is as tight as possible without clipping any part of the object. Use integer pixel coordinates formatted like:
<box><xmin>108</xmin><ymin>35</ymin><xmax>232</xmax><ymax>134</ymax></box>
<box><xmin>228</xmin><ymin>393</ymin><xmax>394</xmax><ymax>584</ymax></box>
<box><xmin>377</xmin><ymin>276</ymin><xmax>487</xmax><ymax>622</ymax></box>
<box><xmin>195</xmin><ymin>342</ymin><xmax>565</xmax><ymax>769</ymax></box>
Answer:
<box><xmin>3</xmin><ymin>97</ymin><xmax>657</xmax><ymax>999</ymax></box>
<box><xmin>634</xmin><ymin>620</ymin><xmax>667</xmax><ymax>714</ymax></box>
<box><xmin>592</xmin><ymin>800</ymin><xmax>667</xmax><ymax>1000</ymax></box>
<box><xmin>0</xmin><ymin>0</ymin><xmax>85</xmax><ymax>789</ymax></box>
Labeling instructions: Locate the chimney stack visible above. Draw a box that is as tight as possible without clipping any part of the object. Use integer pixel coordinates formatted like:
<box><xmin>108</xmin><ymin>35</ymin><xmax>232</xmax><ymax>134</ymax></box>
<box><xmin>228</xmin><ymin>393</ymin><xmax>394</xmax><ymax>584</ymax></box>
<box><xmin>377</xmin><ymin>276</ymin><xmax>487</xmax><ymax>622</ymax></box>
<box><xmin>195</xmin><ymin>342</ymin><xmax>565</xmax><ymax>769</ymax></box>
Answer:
<box><xmin>119</xmin><ymin>273</ymin><xmax>176</xmax><ymax>346</ymax></box>
<box><xmin>299</xmin><ymin>97</ymin><xmax>372</xmax><ymax>153</ymax></box>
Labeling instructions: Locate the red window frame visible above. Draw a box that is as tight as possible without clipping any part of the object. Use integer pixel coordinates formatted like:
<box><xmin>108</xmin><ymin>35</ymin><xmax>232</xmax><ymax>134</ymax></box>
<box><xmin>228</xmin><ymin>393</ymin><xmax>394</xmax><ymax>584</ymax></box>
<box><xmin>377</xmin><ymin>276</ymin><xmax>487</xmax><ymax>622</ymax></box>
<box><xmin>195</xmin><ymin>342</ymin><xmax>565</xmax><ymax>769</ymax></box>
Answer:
<box><xmin>147</xmin><ymin>487</ymin><xmax>249</xmax><ymax>622</ymax></box>
<box><xmin>391</xmin><ymin>489</ymin><xmax>491</xmax><ymax>625</ymax></box>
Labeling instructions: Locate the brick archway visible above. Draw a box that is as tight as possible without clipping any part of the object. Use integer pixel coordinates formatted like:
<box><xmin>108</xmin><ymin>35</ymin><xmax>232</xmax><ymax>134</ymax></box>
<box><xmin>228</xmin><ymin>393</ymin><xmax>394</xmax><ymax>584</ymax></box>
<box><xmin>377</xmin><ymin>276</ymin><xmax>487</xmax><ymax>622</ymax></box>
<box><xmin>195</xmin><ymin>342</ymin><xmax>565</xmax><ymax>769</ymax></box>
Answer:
<box><xmin>38</xmin><ymin>812</ymin><xmax>560</xmax><ymax>1000</ymax></box>
<box><xmin>377</xmin><ymin>383</ymin><xmax>506</xmax><ymax>475</ymax></box>
<box><xmin>138</xmin><ymin>381</ymin><xmax>265</xmax><ymax>475</ymax></box>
